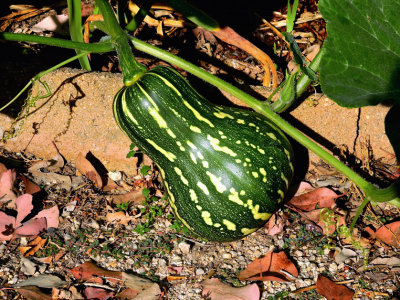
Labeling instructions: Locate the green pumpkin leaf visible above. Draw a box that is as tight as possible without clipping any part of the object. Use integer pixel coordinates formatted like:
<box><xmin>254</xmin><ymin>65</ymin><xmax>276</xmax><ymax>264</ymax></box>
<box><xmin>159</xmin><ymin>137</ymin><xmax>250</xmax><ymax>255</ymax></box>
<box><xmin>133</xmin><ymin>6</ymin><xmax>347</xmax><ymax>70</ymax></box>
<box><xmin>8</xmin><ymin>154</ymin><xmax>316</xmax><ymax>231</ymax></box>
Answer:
<box><xmin>319</xmin><ymin>0</ymin><xmax>400</xmax><ymax>107</ymax></box>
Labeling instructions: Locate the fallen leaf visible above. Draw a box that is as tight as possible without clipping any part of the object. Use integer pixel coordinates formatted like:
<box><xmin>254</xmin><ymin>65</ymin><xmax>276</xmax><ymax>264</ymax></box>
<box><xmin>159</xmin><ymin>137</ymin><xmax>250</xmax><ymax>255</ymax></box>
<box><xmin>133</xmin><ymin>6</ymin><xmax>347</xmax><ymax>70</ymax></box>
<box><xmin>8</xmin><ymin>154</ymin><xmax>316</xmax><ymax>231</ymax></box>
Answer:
<box><xmin>287</xmin><ymin>187</ymin><xmax>339</xmax><ymax>211</ymax></box>
<box><xmin>212</xmin><ymin>26</ymin><xmax>277</xmax><ymax>87</ymax></box>
<box><xmin>110</xmin><ymin>189</ymin><xmax>146</xmax><ymax>205</ymax></box>
<box><xmin>31</xmin><ymin>14</ymin><xmax>69</xmax><ymax>35</ymax></box>
<box><xmin>20</xmin><ymin>174</ymin><xmax>41</xmax><ymax>195</ymax></box>
<box><xmin>168</xmin><ymin>266</ymin><xmax>183</xmax><ymax>274</ymax></box>
<box><xmin>370</xmin><ymin>256</ymin><xmax>400</xmax><ymax>267</ymax></box>
<box><xmin>70</xmin><ymin>261</ymin><xmax>121</xmax><ymax>284</ymax></box>
<box><xmin>106</xmin><ymin>211</ymin><xmax>134</xmax><ymax>226</ymax></box>
<box><xmin>84</xmin><ymin>287</ymin><xmax>114</xmax><ymax>300</ymax></box>
<box><xmin>70</xmin><ymin>261</ymin><xmax>161</xmax><ymax>298</ymax></box>
<box><xmin>121</xmin><ymin>272</ymin><xmax>161</xmax><ymax>299</ymax></box>
<box><xmin>76</xmin><ymin>152</ymin><xmax>103</xmax><ymax>188</ymax></box>
<box><xmin>14</xmin><ymin>274</ymin><xmax>67</xmax><ymax>288</ymax></box>
<box><xmin>14</xmin><ymin>217</ymin><xmax>47</xmax><ymax>238</ymax></box>
<box><xmin>0</xmin><ymin>194</ymin><xmax>59</xmax><ymax>241</ymax></box>
<box><xmin>293</xmin><ymin>181</ymin><xmax>314</xmax><ymax>196</ymax></box>
<box><xmin>28</xmin><ymin>160</ymin><xmax>72</xmax><ymax>191</ymax></box>
<box><xmin>35</xmin><ymin>250</ymin><xmax>66</xmax><ymax>264</ymax></box>
<box><xmin>294</xmin><ymin>208</ymin><xmax>345</xmax><ymax>235</ymax></box>
<box><xmin>20</xmin><ymin>257</ymin><xmax>37</xmax><ymax>275</ymax></box>
<box><xmin>365</xmin><ymin>221</ymin><xmax>400</xmax><ymax>247</ymax></box>
<box><xmin>334</xmin><ymin>247</ymin><xmax>357</xmax><ymax>264</ymax></box>
<box><xmin>19</xmin><ymin>236</ymin><xmax>47</xmax><ymax>257</ymax></box>
<box><xmin>316</xmin><ymin>275</ymin><xmax>354</xmax><ymax>300</ymax></box>
<box><xmin>35</xmin><ymin>205</ymin><xmax>59</xmax><ymax>228</ymax></box>
<box><xmin>116</xmin><ymin>288</ymin><xmax>139</xmax><ymax>299</ymax></box>
<box><xmin>76</xmin><ymin>152</ymin><xmax>117</xmax><ymax>191</ymax></box>
<box><xmin>0</xmin><ymin>211</ymin><xmax>16</xmax><ymax>240</ymax></box>
<box><xmin>266</xmin><ymin>213</ymin><xmax>285</xmax><ymax>236</ymax></box>
<box><xmin>16</xmin><ymin>286</ymin><xmax>52</xmax><ymax>300</ymax></box>
<box><xmin>0</xmin><ymin>168</ymin><xmax>17</xmax><ymax>208</ymax></box>
<box><xmin>201</xmin><ymin>278</ymin><xmax>260</xmax><ymax>300</ymax></box>
<box><xmin>238</xmin><ymin>250</ymin><xmax>298</xmax><ymax>281</ymax></box>
<box><xmin>0</xmin><ymin>162</ymin><xmax>7</xmax><ymax>175</ymax></box>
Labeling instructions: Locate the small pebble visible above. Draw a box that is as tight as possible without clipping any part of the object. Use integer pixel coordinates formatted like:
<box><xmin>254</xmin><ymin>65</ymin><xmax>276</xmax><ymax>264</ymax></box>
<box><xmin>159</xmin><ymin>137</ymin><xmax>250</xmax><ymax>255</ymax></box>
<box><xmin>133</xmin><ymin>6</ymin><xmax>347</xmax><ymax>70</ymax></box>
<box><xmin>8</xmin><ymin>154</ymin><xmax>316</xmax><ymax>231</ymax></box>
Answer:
<box><xmin>178</xmin><ymin>242</ymin><xmax>191</xmax><ymax>254</ymax></box>
<box><xmin>195</xmin><ymin>268</ymin><xmax>205</xmax><ymax>275</ymax></box>
<box><xmin>295</xmin><ymin>250</ymin><xmax>303</xmax><ymax>257</ymax></box>
<box><xmin>329</xmin><ymin>262</ymin><xmax>338</xmax><ymax>273</ymax></box>
<box><xmin>222</xmin><ymin>253</ymin><xmax>231</xmax><ymax>259</ymax></box>
<box><xmin>88</xmin><ymin>220</ymin><xmax>100</xmax><ymax>229</ymax></box>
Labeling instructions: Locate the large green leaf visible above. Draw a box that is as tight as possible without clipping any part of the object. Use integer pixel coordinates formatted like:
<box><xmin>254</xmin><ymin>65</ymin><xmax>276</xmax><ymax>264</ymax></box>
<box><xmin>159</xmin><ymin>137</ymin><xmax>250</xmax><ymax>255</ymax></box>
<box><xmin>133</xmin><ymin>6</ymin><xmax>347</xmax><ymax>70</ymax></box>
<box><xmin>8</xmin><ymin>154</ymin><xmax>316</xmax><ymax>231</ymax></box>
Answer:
<box><xmin>319</xmin><ymin>0</ymin><xmax>400</xmax><ymax>107</ymax></box>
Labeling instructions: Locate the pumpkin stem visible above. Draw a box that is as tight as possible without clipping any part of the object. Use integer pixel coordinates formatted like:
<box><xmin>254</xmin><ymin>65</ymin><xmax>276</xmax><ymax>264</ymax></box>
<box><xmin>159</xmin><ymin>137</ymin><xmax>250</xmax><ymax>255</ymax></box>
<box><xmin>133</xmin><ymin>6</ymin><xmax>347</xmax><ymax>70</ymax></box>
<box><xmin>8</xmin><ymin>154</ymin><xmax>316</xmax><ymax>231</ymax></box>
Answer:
<box><xmin>95</xmin><ymin>0</ymin><xmax>146</xmax><ymax>85</ymax></box>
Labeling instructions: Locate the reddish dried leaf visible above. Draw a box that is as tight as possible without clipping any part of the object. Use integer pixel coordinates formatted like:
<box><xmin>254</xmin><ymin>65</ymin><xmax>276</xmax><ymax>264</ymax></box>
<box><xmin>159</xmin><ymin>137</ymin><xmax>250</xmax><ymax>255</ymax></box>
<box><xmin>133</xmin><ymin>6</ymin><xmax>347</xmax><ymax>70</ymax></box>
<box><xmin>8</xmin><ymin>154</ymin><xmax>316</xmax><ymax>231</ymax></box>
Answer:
<box><xmin>366</xmin><ymin>221</ymin><xmax>400</xmax><ymax>247</ymax></box>
<box><xmin>201</xmin><ymin>278</ymin><xmax>260</xmax><ymax>300</ymax></box>
<box><xmin>238</xmin><ymin>250</ymin><xmax>298</xmax><ymax>282</ymax></box>
<box><xmin>116</xmin><ymin>288</ymin><xmax>139</xmax><ymax>299</ymax></box>
<box><xmin>316</xmin><ymin>275</ymin><xmax>354</xmax><ymax>300</ymax></box>
<box><xmin>110</xmin><ymin>189</ymin><xmax>146</xmax><ymax>205</ymax></box>
<box><xmin>17</xmin><ymin>286</ymin><xmax>52</xmax><ymax>300</ymax></box>
<box><xmin>106</xmin><ymin>211</ymin><xmax>133</xmax><ymax>226</ymax></box>
<box><xmin>35</xmin><ymin>205</ymin><xmax>59</xmax><ymax>228</ymax></box>
<box><xmin>70</xmin><ymin>261</ymin><xmax>122</xmax><ymax>284</ymax></box>
<box><xmin>16</xmin><ymin>194</ymin><xmax>34</xmax><ymax>225</ymax></box>
<box><xmin>0</xmin><ymin>169</ymin><xmax>17</xmax><ymax>207</ymax></box>
<box><xmin>0</xmin><ymin>162</ymin><xmax>7</xmax><ymax>175</ymax></box>
<box><xmin>0</xmin><ymin>211</ymin><xmax>16</xmax><ymax>240</ymax></box>
<box><xmin>84</xmin><ymin>287</ymin><xmax>114</xmax><ymax>300</ymax></box>
<box><xmin>167</xmin><ymin>265</ymin><xmax>183</xmax><ymax>274</ymax></box>
<box><xmin>266</xmin><ymin>213</ymin><xmax>285</xmax><ymax>236</ymax></box>
<box><xmin>20</xmin><ymin>174</ymin><xmax>41</xmax><ymax>195</ymax></box>
<box><xmin>0</xmin><ymin>194</ymin><xmax>58</xmax><ymax>240</ymax></box>
<box><xmin>102</xmin><ymin>177</ymin><xmax>119</xmax><ymax>192</ymax></box>
<box><xmin>14</xmin><ymin>217</ymin><xmax>47</xmax><ymax>238</ymax></box>
<box><xmin>76</xmin><ymin>152</ymin><xmax>103</xmax><ymax>188</ymax></box>
<box><xmin>75</xmin><ymin>152</ymin><xmax>117</xmax><ymax>191</ymax></box>
<box><xmin>288</xmin><ymin>187</ymin><xmax>339</xmax><ymax>211</ymax></box>
<box><xmin>293</xmin><ymin>181</ymin><xmax>314</xmax><ymax>196</ymax></box>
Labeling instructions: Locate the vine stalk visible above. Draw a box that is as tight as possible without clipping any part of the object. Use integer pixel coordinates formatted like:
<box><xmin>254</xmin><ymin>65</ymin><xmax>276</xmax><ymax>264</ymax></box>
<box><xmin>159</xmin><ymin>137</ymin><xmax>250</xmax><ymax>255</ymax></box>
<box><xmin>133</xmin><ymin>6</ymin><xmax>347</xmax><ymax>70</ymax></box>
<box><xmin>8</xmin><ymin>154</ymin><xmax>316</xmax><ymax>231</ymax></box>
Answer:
<box><xmin>0</xmin><ymin>4</ymin><xmax>399</xmax><ymax>208</ymax></box>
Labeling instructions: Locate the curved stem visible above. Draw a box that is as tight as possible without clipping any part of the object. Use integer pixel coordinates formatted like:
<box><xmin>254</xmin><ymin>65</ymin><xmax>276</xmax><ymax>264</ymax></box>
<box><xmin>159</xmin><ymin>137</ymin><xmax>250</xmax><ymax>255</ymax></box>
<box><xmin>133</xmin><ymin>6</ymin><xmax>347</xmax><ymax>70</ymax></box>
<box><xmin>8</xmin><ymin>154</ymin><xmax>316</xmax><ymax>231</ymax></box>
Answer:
<box><xmin>95</xmin><ymin>0</ymin><xmax>146</xmax><ymax>85</ymax></box>
<box><xmin>67</xmin><ymin>0</ymin><xmax>91</xmax><ymax>70</ymax></box>
<box><xmin>0</xmin><ymin>32</ymin><xmax>114</xmax><ymax>52</ymax></box>
<box><xmin>295</xmin><ymin>47</ymin><xmax>325</xmax><ymax>97</ymax></box>
<box><xmin>0</xmin><ymin>52</ymin><xmax>90</xmax><ymax>112</ymax></box>
<box><xmin>129</xmin><ymin>36</ymin><xmax>399</xmax><ymax>204</ymax></box>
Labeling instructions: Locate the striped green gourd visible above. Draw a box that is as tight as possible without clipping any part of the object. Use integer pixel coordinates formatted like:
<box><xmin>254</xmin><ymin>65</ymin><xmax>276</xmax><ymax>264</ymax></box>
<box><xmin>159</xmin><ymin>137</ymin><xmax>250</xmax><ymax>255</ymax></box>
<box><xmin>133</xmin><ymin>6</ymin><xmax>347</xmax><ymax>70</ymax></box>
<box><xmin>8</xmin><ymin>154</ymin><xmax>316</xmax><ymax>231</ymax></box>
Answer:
<box><xmin>113</xmin><ymin>66</ymin><xmax>294</xmax><ymax>242</ymax></box>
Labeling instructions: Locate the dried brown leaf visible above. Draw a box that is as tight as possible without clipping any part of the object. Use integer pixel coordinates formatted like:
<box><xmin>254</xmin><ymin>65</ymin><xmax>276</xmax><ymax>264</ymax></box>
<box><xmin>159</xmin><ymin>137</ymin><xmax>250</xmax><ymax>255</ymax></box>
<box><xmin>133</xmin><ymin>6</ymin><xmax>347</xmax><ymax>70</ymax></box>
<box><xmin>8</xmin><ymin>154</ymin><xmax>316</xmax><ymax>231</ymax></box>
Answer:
<box><xmin>366</xmin><ymin>221</ymin><xmax>400</xmax><ymax>247</ymax></box>
<box><xmin>110</xmin><ymin>189</ymin><xmax>145</xmax><ymax>205</ymax></box>
<box><xmin>16</xmin><ymin>286</ymin><xmax>52</xmax><ymax>300</ymax></box>
<box><xmin>238</xmin><ymin>250</ymin><xmax>298</xmax><ymax>282</ymax></box>
<box><xmin>19</xmin><ymin>236</ymin><xmax>47</xmax><ymax>257</ymax></box>
<box><xmin>76</xmin><ymin>152</ymin><xmax>103</xmax><ymax>188</ymax></box>
<box><xmin>266</xmin><ymin>213</ymin><xmax>285</xmax><ymax>236</ymax></box>
<box><xmin>288</xmin><ymin>187</ymin><xmax>339</xmax><ymax>211</ymax></box>
<box><xmin>106</xmin><ymin>211</ymin><xmax>134</xmax><ymax>226</ymax></box>
<box><xmin>70</xmin><ymin>261</ymin><xmax>121</xmax><ymax>284</ymax></box>
<box><xmin>316</xmin><ymin>275</ymin><xmax>354</xmax><ymax>300</ymax></box>
<box><xmin>84</xmin><ymin>287</ymin><xmax>114</xmax><ymax>300</ymax></box>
